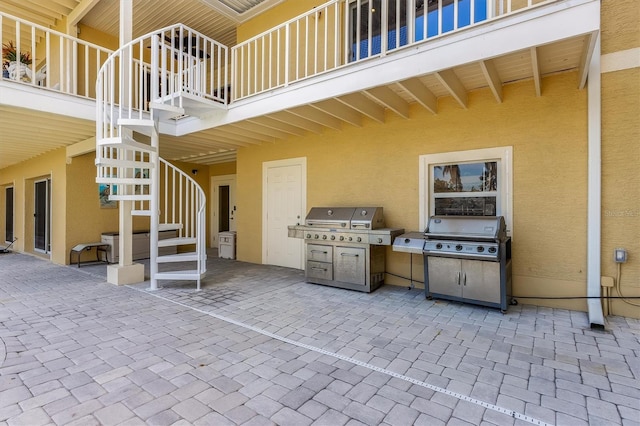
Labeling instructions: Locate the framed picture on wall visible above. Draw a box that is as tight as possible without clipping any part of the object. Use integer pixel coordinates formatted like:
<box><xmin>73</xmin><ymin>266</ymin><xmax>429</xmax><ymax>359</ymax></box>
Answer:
<box><xmin>99</xmin><ymin>182</ymin><xmax>117</xmax><ymax>209</ymax></box>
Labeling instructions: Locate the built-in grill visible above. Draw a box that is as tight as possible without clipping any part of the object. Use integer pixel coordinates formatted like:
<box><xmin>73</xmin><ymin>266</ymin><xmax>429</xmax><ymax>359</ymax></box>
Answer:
<box><xmin>393</xmin><ymin>216</ymin><xmax>513</xmax><ymax>311</ymax></box>
<box><xmin>289</xmin><ymin>207</ymin><xmax>404</xmax><ymax>292</ymax></box>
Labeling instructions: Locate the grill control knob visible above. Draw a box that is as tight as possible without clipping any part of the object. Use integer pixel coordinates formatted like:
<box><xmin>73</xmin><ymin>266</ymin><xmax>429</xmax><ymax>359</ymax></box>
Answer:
<box><xmin>348</xmin><ymin>237</ymin><xmax>353</xmax><ymax>242</ymax></box>
<box><xmin>306</xmin><ymin>234</ymin><xmax>311</xmax><ymax>238</ymax></box>
<box><xmin>314</xmin><ymin>234</ymin><xmax>319</xmax><ymax>239</ymax></box>
<box><xmin>488</xmin><ymin>247</ymin><xmax>497</xmax><ymax>253</ymax></box>
<box><xmin>377</xmin><ymin>238</ymin><xmax>383</xmax><ymax>244</ymax></box>
<box><xmin>330</xmin><ymin>235</ymin><xmax>335</xmax><ymax>240</ymax></box>
<box><xmin>339</xmin><ymin>236</ymin><xmax>344</xmax><ymax>241</ymax></box>
<box><xmin>455</xmin><ymin>244</ymin><xmax>463</xmax><ymax>251</ymax></box>
<box><xmin>477</xmin><ymin>246</ymin><xmax>485</xmax><ymax>252</ymax></box>
<box><xmin>322</xmin><ymin>235</ymin><xmax>327</xmax><ymax>240</ymax></box>
<box><xmin>357</xmin><ymin>237</ymin><xmax>362</xmax><ymax>242</ymax></box>
<box><xmin>435</xmin><ymin>243</ymin><xmax>443</xmax><ymax>249</ymax></box>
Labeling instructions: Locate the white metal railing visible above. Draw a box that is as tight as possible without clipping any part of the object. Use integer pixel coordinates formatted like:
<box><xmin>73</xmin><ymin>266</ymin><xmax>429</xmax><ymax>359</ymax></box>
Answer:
<box><xmin>160</xmin><ymin>158</ymin><xmax>207</xmax><ymax>275</ymax></box>
<box><xmin>231</xmin><ymin>0</ymin><xmax>553</xmax><ymax>100</ymax></box>
<box><xmin>96</xmin><ymin>24</ymin><xmax>228</xmax><ymax>144</ymax></box>
<box><xmin>1</xmin><ymin>12</ymin><xmax>112</xmax><ymax>97</ymax></box>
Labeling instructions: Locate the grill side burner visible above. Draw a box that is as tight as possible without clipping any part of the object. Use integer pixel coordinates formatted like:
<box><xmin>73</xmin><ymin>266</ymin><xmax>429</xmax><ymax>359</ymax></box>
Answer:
<box><xmin>288</xmin><ymin>207</ymin><xmax>403</xmax><ymax>293</ymax></box>
<box><xmin>393</xmin><ymin>216</ymin><xmax>513</xmax><ymax>312</ymax></box>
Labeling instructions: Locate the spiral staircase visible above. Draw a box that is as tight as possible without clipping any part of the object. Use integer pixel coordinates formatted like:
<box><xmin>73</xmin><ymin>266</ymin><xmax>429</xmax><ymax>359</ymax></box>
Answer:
<box><xmin>95</xmin><ymin>25</ymin><xmax>229</xmax><ymax>290</ymax></box>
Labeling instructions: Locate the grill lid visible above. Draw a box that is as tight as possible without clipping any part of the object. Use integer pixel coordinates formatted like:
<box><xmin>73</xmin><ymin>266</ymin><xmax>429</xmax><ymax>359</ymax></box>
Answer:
<box><xmin>424</xmin><ymin>216</ymin><xmax>507</xmax><ymax>241</ymax></box>
<box><xmin>350</xmin><ymin>207</ymin><xmax>384</xmax><ymax>229</ymax></box>
<box><xmin>304</xmin><ymin>207</ymin><xmax>384</xmax><ymax>229</ymax></box>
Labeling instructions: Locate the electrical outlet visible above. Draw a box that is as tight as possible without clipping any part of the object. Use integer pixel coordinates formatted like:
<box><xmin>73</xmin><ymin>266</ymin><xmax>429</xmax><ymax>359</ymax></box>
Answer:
<box><xmin>614</xmin><ymin>248</ymin><xmax>627</xmax><ymax>263</ymax></box>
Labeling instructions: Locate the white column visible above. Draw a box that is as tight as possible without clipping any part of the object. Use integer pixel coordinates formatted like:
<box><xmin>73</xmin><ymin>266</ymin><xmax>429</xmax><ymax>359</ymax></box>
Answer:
<box><xmin>107</xmin><ymin>0</ymin><xmax>144</xmax><ymax>285</ymax></box>
<box><xmin>587</xmin><ymin>32</ymin><xmax>605</xmax><ymax>328</ymax></box>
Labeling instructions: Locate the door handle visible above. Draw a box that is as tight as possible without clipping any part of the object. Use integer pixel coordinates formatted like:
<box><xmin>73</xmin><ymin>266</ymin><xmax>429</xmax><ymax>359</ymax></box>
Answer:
<box><xmin>462</xmin><ymin>273</ymin><xmax>466</xmax><ymax>286</ymax></box>
<box><xmin>341</xmin><ymin>253</ymin><xmax>359</xmax><ymax>257</ymax></box>
<box><xmin>456</xmin><ymin>271</ymin><xmax>461</xmax><ymax>285</ymax></box>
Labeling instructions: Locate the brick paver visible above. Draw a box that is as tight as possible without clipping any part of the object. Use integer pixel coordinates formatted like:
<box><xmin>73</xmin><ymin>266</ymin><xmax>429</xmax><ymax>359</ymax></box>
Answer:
<box><xmin>0</xmin><ymin>251</ymin><xmax>638</xmax><ymax>425</ymax></box>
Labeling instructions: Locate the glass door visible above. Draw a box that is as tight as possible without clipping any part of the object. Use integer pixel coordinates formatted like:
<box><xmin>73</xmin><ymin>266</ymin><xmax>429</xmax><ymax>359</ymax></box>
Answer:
<box><xmin>34</xmin><ymin>179</ymin><xmax>51</xmax><ymax>253</ymax></box>
<box><xmin>5</xmin><ymin>186</ymin><xmax>13</xmax><ymax>242</ymax></box>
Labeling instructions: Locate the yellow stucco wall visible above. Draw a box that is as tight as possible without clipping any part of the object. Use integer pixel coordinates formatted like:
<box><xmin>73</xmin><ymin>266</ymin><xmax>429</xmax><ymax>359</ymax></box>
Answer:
<box><xmin>601</xmin><ymin>0</ymin><xmax>640</xmax><ymax>55</ymax></box>
<box><xmin>65</xmin><ymin>152</ymin><xmax>150</xmax><ymax>252</ymax></box>
<box><xmin>236</xmin><ymin>72</ymin><xmax>595</xmax><ymax>311</ymax></box>
<box><xmin>237</xmin><ymin>0</ymin><xmax>326</xmax><ymax>42</ymax></box>
<box><xmin>601</xmin><ymin>67</ymin><xmax>640</xmax><ymax>318</ymax></box>
<box><xmin>0</xmin><ymin>147</ymin><xmax>67</xmax><ymax>264</ymax></box>
<box><xmin>599</xmin><ymin>0</ymin><xmax>640</xmax><ymax>321</ymax></box>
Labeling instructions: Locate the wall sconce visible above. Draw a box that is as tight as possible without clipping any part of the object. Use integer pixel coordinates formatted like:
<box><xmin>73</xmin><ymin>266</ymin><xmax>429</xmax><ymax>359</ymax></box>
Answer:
<box><xmin>191</xmin><ymin>169</ymin><xmax>198</xmax><ymax>175</ymax></box>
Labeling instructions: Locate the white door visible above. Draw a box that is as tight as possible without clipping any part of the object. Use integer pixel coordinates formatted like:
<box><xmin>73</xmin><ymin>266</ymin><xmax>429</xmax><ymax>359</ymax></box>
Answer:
<box><xmin>263</xmin><ymin>158</ymin><xmax>306</xmax><ymax>269</ymax></box>
<box><xmin>210</xmin><ymin>175</ymin><xmax>236</xmax><ymax>248</ymax></box>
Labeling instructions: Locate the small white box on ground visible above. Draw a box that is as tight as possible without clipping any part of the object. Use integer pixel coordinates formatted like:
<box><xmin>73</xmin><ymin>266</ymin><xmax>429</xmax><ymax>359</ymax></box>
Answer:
<box><xmin>219</xmin><ymin>231</ymin><xmax>236</xmax><ymax>259</ymax></box>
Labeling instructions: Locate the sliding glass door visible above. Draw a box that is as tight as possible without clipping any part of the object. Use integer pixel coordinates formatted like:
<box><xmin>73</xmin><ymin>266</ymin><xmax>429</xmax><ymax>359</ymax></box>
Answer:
<box><xmin>5</xmin><ymin>186</ymin><xmax>13</xmax><ymax>243</ymax></box>
<box><xmin>34</xmin><ymin>179</ymin><xmax>51</xmax><ymax>253</ymax></box>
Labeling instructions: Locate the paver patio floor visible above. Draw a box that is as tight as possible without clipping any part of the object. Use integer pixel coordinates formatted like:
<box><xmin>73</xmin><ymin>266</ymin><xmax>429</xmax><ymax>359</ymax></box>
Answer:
<box><xmin>0</xmin><ymin>251</ymin><xmax>638</xmax><ymax>425</ymax></box>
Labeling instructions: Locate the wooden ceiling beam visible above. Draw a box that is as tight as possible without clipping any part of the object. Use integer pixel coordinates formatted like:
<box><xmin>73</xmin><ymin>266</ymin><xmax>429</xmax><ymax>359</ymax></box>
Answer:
<box><xmin>479</xmin><ymin>59</ymin><xmax>503</xmax><ymax>103</ymax></box>
<box><xmin>248</xmin><ymin>117</ymin><xmax>308</xmax><ymax>137</ymax></box>
<box><xmin>269</xmin><ymin>111</ymin><xmax>324</xmax><ymax>134</ymax></box>
<box><xmin>435</xmin><ymin>69</ymin><xmax>468</xmax><ymax>109</ymax></box>
<box><xmin>337</xmin><ymin>92</ymin><xmax>385</xmax><ymax>123</ymax></box>
<box><xmin>530</xmin><ymin>46</ymin><xmax>542</xmax><ymax>96</ymax></box>
<box><xmin>577</xmin><ymin>32</ymin><xmax>597</xmax><ymax>90</ymax></box>
<box><xmin>311</xmin><ymin>99</ymin><xmax>363</xmax><ymax>128</ymax></box>
<box><xmin>287</xmin><ymin>105</ymin><xmax>342</xmax><ymax>131</ymax></box>
<box><xmin>232</xmin><ymin>121</ymin><xmax>290</xmax><ymax>140</ymax></box>
<box><xmin>396</xmin><ymin>78</ymin><xmax>437</xmax><ymax>114</ymax></box>
<box><xmin>365</xmin><ymin>86</ymin><xmax>410</xmax><ymax>119</ymax></box>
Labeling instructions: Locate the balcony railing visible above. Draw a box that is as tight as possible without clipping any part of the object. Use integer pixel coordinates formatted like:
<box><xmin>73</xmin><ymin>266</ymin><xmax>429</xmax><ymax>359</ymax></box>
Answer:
<box><xmin>5</xmin><ymin>0</ymin><xmax>552</xmax><ymax>107</ymax></box>
<box><xmin>1</xmin><ymin>12</ymin><xmax>113</xmax><ymax>98</ymax></box>
<box><xmin>231</xmin><ymin>0</ymin><xmax>554</xmax><ymax>100</ymax></box>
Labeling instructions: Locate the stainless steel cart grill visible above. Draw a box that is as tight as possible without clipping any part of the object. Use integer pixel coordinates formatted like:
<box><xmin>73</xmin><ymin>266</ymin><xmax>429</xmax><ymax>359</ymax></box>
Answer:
<box><xmin>393</xmin><ymin>216</ymin><xmax>513</xmax><ymax>311</ymax></box>
<box><xmin>289</xmin><ymin>207</ymin><xmax>403</xmax><ymax>293</ymax></box>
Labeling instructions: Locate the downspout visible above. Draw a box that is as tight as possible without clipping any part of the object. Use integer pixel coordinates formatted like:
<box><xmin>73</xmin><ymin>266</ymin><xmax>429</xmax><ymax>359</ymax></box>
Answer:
<box><xmin>587</xmin><ymin>32</ymin><xmax>605</xmax><ymax>329</ymax></box>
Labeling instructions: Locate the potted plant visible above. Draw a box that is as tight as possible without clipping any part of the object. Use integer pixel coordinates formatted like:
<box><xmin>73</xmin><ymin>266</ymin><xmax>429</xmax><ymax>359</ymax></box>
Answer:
<box><xmin>2</xmin><ymin>40</ymin><xmax>32</xmax><ymax>78</ymax></box>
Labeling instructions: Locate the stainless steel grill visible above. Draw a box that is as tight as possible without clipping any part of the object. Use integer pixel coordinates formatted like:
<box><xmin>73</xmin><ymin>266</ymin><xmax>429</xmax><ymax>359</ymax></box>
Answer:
<box><xmin>393</xmin><ymin>216</ymin><xmax>513</xmax><ymax>312</ymax></box>
<box><xmin>289</xmin><ymin>207</ymin><xmax>403</xmax><ymax>292</ymax></box>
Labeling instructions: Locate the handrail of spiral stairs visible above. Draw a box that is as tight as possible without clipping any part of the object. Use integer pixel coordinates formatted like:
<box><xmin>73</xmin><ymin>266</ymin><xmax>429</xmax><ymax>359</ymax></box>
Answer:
<box><xmin>96</xmin><ymin>24</ymin><xmax>220</xmax><ymax>289</ymax></box>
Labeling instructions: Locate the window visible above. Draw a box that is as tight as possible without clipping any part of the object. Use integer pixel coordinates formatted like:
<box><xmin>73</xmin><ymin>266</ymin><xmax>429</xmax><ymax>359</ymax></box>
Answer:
<box><xmin>349</xmin><ymin>0</ymin><xmax>408</xmax><ymax>61</ymax></box>
<box><xmin>349</xmin><ymin>0</ymin><xmax>490</xmax><ymax>61</ymax></box>
<box><xmin>419</xmin><ymin>147</ymin><xmax>512</xmax><ymax>233</ymax></box>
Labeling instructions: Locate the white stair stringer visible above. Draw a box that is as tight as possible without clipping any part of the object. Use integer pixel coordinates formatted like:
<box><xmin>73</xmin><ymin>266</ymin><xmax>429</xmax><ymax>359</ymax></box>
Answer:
<box><xmin>150</xmin><ymin>157</ymin><xmax>207</xmax><ymax>290</ymax></box>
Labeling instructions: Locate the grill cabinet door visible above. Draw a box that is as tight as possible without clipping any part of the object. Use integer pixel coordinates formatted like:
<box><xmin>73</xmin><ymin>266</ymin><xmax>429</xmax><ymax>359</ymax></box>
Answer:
<box><xmin>460</xmin><ymin>260</ymin><xmax>500</xmax><ymax>304</ymax></box>
<box><xmin>427</xmin><ymin>257</ymin><xmax>462</xmax><ymax>298</ymax></box>
<box><xmin>335</xmin><ymin>246</ymin><xmax>366</xmax><ymax>286</ymax></box>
